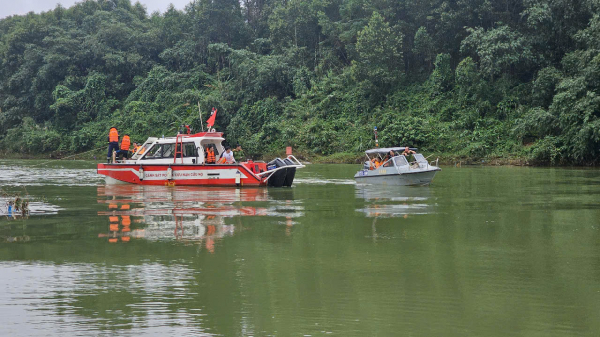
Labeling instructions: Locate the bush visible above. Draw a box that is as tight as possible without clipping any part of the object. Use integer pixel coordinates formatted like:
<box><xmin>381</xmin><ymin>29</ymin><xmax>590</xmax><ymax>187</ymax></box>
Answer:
<box><xmin>529</xmin><ymin>136</ymin><xmax>561</xmax><ymax>165</ymax></box>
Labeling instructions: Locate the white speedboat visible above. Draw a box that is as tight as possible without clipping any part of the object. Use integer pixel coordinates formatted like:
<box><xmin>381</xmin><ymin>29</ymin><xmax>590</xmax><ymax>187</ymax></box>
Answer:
<box><xmin>354</xmin><ymin>147</ymin><xmax>441</xmax><ymax>186</ymax></box>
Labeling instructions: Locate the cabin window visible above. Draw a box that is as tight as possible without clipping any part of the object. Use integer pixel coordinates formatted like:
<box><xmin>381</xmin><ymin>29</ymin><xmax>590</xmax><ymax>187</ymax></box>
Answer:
<box><xmin>161</xmin><ymin>144</ymin><xmax>175</xmax><ymax>158</ymax></box>
<box><xmin>143</xmin><ymin>144</ymin><xmax>164</xmax><ymax>159</ymax></box>
<box><xmin>183</xmin><ymin>143</ymin><xmax>197</xmax><ymax>157</ymax></box>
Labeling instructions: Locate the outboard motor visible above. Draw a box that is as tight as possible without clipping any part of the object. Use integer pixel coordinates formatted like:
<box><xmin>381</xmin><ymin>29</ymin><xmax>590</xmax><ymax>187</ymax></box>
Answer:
<box><xmin>267</xmin><ymin>158</ymin><xmax>287</xmax><ymax>187</ymax></box>
<box><xmin>282</xmin><ymin>158</ymin><xmax>297</xmax><ymax>187</ymax></box>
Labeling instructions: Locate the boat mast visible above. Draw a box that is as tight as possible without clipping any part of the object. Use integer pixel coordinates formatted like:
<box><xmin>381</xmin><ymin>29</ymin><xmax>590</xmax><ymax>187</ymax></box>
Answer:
<box><xmin>373</xmin><ymin>126</ymin><xmax>379</xmax><ymax>147</ymax></box>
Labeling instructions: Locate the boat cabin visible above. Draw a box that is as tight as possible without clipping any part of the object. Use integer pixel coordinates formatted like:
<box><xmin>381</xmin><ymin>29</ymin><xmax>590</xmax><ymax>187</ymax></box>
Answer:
<box><xmin>355</xmin><ymin>147</ymin><xmax>440</xmax><ymax>185</ymax></box>
<box><xmin>363</xmin><ymin>147</ymin><xmax>426</xmax><ymax>169</ymax></box>
<box><xmin>126</xmin><ymin>132</ymin><xmax>226</xmax><ymax>165</ymax></box>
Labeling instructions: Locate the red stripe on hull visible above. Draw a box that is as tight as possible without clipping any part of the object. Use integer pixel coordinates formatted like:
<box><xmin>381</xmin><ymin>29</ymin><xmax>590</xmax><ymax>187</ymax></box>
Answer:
<box><xmin>97</xmin><ymin>164</ymin><xmax>265</xmax><ymax>186</ymax></box>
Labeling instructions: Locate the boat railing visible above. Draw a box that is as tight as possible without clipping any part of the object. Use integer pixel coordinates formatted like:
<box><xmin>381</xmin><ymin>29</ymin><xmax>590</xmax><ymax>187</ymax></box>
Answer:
<box><xmin>255</xmin><ymin>166</ymin><xmax>291</xmax><ymax>183</ymax></box>
<box><xmin>285</xmin><ymin>155</ymin><xmax>306</xmax><ymax>168</ymax></box>
<box><xmin>254</xmin><ymin>155</ymin><xmax>305</xmax><ymax>181</ymax></box>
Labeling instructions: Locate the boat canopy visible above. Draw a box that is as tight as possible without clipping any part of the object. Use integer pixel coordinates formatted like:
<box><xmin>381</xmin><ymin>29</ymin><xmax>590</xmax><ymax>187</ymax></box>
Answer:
<box><xmin>365</xmin><ymin>147</ymin><xmax>418</xmax><ymax>154</ymax></box>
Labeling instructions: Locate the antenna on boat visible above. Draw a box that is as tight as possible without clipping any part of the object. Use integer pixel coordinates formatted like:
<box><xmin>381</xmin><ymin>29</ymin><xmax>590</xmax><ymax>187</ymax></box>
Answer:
<box><xmin>198</xmin><ymin>101</ymin><xmax>204</xmax><ymax>131</ymax></box>
<box><xmin>373</xmin><ymin>126</ymin><xmax>379</xmax><ymax>147</ymax></box>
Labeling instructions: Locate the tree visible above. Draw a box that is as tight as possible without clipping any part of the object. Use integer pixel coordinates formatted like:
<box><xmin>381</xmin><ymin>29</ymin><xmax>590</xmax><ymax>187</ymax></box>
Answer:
<box><xmin>353</xmin><ymin>11</ymin><xmax>403</xmax><ymax>86</ymax></box>
<box><xmin>413</xmin><ymin>26</ymin><xmax>435</xmax><ymax>71</ymax></box>
<box><xmin>460</xmin><ymin>25</ymin><xmax>534</xmax><ymax>80</ymax></box>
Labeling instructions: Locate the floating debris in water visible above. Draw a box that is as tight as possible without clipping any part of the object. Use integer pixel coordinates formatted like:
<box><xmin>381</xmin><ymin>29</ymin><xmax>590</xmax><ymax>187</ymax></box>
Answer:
<box><xmin>1</xmin><ymin>188</ymin><xmax>61</xmax><ymax>218</ymax></box>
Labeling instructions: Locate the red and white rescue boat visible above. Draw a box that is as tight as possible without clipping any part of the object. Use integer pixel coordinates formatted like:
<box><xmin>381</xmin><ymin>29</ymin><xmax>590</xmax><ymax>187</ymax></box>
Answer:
<box><xmin>97</xmin><ymin>131</ymin><xmax>304</xmax><ymax>187</ymax></box>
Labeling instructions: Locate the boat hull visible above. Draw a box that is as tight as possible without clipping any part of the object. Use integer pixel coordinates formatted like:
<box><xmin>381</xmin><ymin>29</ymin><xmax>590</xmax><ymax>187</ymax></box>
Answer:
<box><xmin>355</xmin><ymin>169</ymin><xmax>440</xmax><ymax>186</ymax></box>
<box><xmin>98</xmin><ymin>163</ymin><xmax>264</xmax><ymax>186</ymax></box>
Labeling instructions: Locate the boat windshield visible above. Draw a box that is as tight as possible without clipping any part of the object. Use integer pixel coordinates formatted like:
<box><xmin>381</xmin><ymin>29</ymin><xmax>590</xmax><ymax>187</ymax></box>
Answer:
<box><xmin>413</xmin><ymin>153</ymin><xmax>427</xmax><ymax>163</ymax></box>
<box><xmin>393</xmin><ymin>156</ymin><xmax>408</xmax><ymax>166</ymax></box>
<box><xmin>131</xmin><ymin>138</ymin><xmax>156</xmax><ymax>160</ymax></box>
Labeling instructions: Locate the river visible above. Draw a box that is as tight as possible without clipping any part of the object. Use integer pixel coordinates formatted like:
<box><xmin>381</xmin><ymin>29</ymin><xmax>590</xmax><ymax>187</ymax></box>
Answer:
<box><xmin>1</xmin><ymin>160</ymin><xmax>599</xmax><ymax>336</ymax></box>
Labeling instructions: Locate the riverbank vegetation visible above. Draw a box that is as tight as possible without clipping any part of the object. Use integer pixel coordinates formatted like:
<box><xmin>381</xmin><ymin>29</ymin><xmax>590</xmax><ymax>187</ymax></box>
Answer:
<box><xmin>1</xmin><ymin>0</ymin><xmax>600</xmax><ymax>165</ymax></box>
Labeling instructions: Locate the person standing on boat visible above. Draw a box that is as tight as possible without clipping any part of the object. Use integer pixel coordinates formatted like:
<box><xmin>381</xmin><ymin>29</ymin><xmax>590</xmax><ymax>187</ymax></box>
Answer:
<box><xmin>402</xmin><ymin>146</ymin><xmax>415</xmax><ymax>156</ymax></box>
<box><xmin>232</xmin><ymin>144</ymin><xmax>245</xmax><ymax>161</ymax></box>
<box><xmin>107</xmin><ymin>127</ymin><xmax>119</xmax><ymax>163</ymax></box>
<box><xmin>119</xmin><ymin>134</ymin><xmax>131</xmax><ymax>159</ymax></box>
<box><xmin>219</xmin><ymin>146</ymin><xmax>236</xmax><ymax>164</ymax></box>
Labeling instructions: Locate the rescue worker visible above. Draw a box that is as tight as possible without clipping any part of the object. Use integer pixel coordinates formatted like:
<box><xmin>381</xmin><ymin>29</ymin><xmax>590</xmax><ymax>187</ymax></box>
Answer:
<box><xmin>369</xmin><ymin>157</ymin><xmax>378</xmax><ymax>170</ymax></box>
<box><xmin>402</xmin><ymin>146</ymin><xmax>416</xmax><ymax>162</ymax></box>
<box><xmin>119</xmin><ymin>134</ymin><xmax>131</xmax><ymax>159</ymax></box>
<box><xmin>132</xmin><ymin>142</ymin><xmax>140</xmax><ymax>154</ymax></box>
<box><xmin>232</xmin><ymin>144</ymin><xmax>245</xmax><ymax>161</ymax></box>
<box><xmin>107</xmin><ymin>127</ymin><xmax>119</xmax><ymax>163</ymax></box>
<box><xmin>402</xmin><ymin>146</ymin><xmax>416</xmax><ymax>156</ymax></box>
<box><xmin>205</xmin><ymin>146</ymin><xmax>216</xmax><ymax>164</ymax></box>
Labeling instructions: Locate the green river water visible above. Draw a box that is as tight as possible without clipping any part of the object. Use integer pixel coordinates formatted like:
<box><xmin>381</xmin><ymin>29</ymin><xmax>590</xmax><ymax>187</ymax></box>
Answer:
<box><xmin>1</xmin><ymin>160</ymin><xmax>599</xmax><ymax>336</ymax></box>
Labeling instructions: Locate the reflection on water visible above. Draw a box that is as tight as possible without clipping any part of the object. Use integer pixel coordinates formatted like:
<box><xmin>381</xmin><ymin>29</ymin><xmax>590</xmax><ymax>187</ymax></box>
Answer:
<box><xmin>294</xmin><ymin>177</ymin><xmax>356</xmax><ymax>185</ymax></box>
<box><xmin>2</xmin><ymin>163</ymin><xmax>600</xmax><ymax>336</ymax></box>
<box><xmin>1</xmin><ymin>261</ymin><xmax>206</xmax><ymax>336</ymax></box>
<box><xmin>0</xmin><ymin>160</ymin><xmax>100</xmax><ymax>187</ymax></box>
<box><xmin>96</xmin><ymin>185</ymin><xmax>304</xmax><ymax>252</ymax></box>
<box><xmin>355</xmin><ymin>184</ymin><xmax>433</xmax><ymax>218</ymax></box>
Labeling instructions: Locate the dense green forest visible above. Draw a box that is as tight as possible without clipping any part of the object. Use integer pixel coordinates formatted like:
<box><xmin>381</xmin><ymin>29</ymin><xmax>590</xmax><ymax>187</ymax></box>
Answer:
<box><xmin>1</xmin><ymin>0</ymin><xmax>599</xmax><ymax>164</ymax></box>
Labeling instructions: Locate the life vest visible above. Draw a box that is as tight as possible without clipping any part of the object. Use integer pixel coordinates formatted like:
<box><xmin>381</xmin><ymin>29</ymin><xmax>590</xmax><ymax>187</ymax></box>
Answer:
<box><xmin>217</xmin><ymin>157</ymin><xmax>226</xmax><ymax>164</ymax></box>
<box><xmin>133</xmin><ymin>145</ymin><xmax>141</xmax><ymax>153</ymax></box>
<box><xmin>120</xmin><ymin>135</ymin><xmax>130</xmax><ymax>150</ymax></box>
<box><xmin>109</xmin><ymin>128</ymin><xmax>119</xmax><ymax>142</ymax></box>
<box><xmin>206</xmin><ymin>148</ymin><xmax>215</xmax><ymax>163</ymax></box>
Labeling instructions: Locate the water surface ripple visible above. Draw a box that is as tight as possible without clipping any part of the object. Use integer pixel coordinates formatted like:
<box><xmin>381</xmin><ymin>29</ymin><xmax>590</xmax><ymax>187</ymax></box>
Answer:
<box><xmin>1</xmin><ymin>162</ymin><xmax>599</xmax><ymax>336</ymax></box>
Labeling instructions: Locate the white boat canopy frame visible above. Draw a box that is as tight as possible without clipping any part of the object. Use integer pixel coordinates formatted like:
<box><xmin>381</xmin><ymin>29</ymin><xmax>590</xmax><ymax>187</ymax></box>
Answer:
<box><xmin>364</xmin><ymin>147</ymin><xmax>418</xmax><ymax>154</ymax></box>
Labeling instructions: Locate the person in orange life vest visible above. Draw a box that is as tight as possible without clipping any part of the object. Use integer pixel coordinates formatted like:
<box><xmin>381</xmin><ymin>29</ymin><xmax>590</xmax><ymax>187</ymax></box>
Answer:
<box><xmin>205</xmin><ymin>146</ymin><xmax>216</xmax><ymax>164</ymax></box>
<box><xmin>136</xmin><ymin>143</ymin><xmax>146</xmax><ymax>155</ymax></box>
<box><xmin>107</xmin><ymin>127</ymin><xmax>119</xmax><ymax>163</ymax></box>
<box><xmin>119</xmin><ymin>134</ymin><xmax>131</xmax><ymax>159</ymax></box>
<box><xmin>369</xmin><ymin>157</ymin><xmax>379</xmax><ymax>170</ymax></box>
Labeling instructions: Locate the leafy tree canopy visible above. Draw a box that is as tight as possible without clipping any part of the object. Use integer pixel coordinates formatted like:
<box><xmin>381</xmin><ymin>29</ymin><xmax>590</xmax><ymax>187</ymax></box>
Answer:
<box><xmin>1</xmin><ymin>0</ymin><xmax>600</xmax><ymax>165</ymax></box>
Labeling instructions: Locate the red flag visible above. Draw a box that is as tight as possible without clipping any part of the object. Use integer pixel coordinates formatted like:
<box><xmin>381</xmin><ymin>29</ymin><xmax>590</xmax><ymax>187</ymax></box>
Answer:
<box><xmin>206</xmin><ymin>108</ymin><xmax>217</xmax><ymax>129</ymax></box>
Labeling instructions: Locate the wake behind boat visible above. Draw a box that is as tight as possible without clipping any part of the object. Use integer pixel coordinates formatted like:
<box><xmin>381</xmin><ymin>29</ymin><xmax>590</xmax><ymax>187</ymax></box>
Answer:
<box><xmin>97</xmin><ymin>130</ymin><xmax>304</xmax><ymax>187</ymax></box>
<box><xmin>354</xmin><ymin>147</ymin><xmax>441</xmax><ymax>186</ymax></box>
